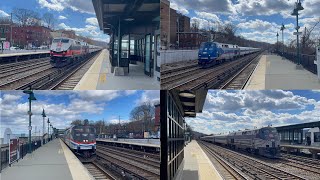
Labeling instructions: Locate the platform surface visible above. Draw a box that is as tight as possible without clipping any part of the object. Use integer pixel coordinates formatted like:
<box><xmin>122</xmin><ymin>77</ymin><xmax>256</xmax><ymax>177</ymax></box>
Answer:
<box><xmin>1</xmin><ymin>139</ymin><xmax>93</xmax><ymax>180</ymax></box>
<box><xmin>245</xmin><ymin>54</ymin><xmax>320</xmax><ymax>89</ymax></box>
<box><xmin>74</xmin><ymin>49</ymin><xmax>160</xmax><ymax>90</ymax></box>
<box><xmin>281</xmin><ymin>144</ymin><xmax>320</xmax><ymax>151</ymax></box>
<box><xmin>175</xmin><ymin>140</ymin><xmax>222</xmax><ymax>180</ymax></box>
<box><xmin>97</xmin><ymin>138</ymin><xmax>160</xmax><ymax>148</ymax></box>
<box><xmin>0</xmin><ymin>50</ymin><xmax>49</xmax><ymax>57</ymax></box>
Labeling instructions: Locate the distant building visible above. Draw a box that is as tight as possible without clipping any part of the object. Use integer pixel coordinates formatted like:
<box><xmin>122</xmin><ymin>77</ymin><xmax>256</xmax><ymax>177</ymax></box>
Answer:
<box><xmin>160</xmin><ymin>0</ymin><xmax>207</xmax><ymax>49</ymax></box>
<box><xmin>4</xmin><ymin>25</ymin><xmax>52</xmax><ymax>48</ymax></box>
<box><xmin>51</xmin><ymin>30</ymin><xmax>76</xmax><ymax>39</ymax></box>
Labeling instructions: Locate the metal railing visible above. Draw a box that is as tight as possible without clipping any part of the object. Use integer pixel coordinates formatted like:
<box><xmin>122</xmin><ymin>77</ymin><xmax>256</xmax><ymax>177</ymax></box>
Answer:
<box><xmin>276</xmin><ymin>51</ymin><xmax>317</xmax><ymax>74</ymax></box>
<box><xmin>0</xmin><ymin>139</ymin><xmax>44</xmax><ymax>172</ymax></box>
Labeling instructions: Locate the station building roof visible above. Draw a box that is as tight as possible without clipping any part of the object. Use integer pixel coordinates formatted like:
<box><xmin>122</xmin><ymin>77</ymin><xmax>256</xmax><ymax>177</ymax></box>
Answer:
<box><xmin>276</xmin><ymin>121</ymin><xmax>320</xmax><ymax>131</ymax></box>
<box><xmin>170</xmin><ymin>90</ymin><xmax>207</xmax><ymax>118</ymax></box>
<box><xmin>92</xmin><ymin>0</ymin><xmax>160</xmax><ymax>34</ymax></box>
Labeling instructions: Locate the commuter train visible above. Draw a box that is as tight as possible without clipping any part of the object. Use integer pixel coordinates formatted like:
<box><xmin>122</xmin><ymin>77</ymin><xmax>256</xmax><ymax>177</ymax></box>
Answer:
<box><xmin>50</xmin><ymin>37</ymin><xmax>101</xmax><ymax>67</ymax></box>
<box><xmin>198</xmin><ymin>42</ymin><xmax>260</xmax><ymax>66</ymax></box>
<box><xmin>63</xmin><ymin>125</ymin><xmax>96</xmax><ymax>162</ymax></box>
<box><xmin>201</xmin><ymin>127</ymin><xmax>280</xmax><ymax>158</ymax></box>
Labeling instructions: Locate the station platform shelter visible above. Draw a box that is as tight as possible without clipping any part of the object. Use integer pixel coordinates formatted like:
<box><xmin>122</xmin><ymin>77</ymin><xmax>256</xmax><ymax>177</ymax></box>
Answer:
<box><xmin>245</xmin><ymin>53</ymin><xmax>320</xmax><ymax>89</ymax></box>
<box><xmin>275</xmin><ymin>121</ymin><xmax>320</xmax><ymax>158</ymax></box>
<box><xmin>1</xmin><ymin>138</ymin><xmax>93</xmax><ymax>180</ymax></box>
<box><xmin>160</xmin><ymin>90</ymin><xmax>208</xmax><ymax>180</ymax></box>
<box><xmin>92</xmin><ymin>0</ymin><xmax>160</xmax><ymax>83</ymax></box>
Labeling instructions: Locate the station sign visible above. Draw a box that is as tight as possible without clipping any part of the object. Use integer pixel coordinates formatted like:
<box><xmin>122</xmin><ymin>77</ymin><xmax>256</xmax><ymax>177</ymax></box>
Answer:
<box><xmin>9</xmin><ymin>138</ymin><xmax>20</xmax><ymax>165</ymax></box>
<box><xmin>293</xmin><ymin>32</ymin><xmax>302</xmax><ymax>35</ymax></box>
<box><xmin>0</xmin><ymin>38</ymin><xmax>6</xmax><ymax>41</ymax></box>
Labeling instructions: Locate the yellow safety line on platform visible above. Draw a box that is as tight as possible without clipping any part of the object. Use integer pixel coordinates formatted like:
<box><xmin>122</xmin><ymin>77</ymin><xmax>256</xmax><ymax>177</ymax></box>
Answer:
<box><xmin>245</xmin><ymin>55</ymin><xmax>266</xmax><ymax>89</ymax></box>
<box><xmin>74</xmin><ymin>49</ymin><xmax>106</xmax><ymax>90</ymax></box>
<box><xmin>59</xmin><ymin>139</ymin><xmax>94</xmax><ymax>180</ymax></box>
<box><xmin>196</xmin><ymin>141</ymin><xmax>223</xmax><ymax>180</ymax></box>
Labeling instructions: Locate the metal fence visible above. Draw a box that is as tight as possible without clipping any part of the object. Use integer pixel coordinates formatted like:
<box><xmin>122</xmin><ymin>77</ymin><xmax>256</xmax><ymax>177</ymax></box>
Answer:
<box><xmin>277</xmin><ymin>51</ymin><xmax>317</xmax><ymax>75</ymax></box>
<box><xmin>0</xmin><ymin>140</ymin><xmax>43</xmax><ymax>172</ymax></box>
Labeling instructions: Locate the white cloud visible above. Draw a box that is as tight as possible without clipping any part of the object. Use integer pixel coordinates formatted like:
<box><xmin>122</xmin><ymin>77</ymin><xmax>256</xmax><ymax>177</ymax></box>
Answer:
<box><xmin>0</xmin><ymin>10</ymin><xmax>10</xmax><ymax>17</ymax></box>
<box><xmin>37</xmin><ymin>0</ymin><xmax>95</xmax><ymax>14</ymax></box>
<box><xmin>0</xmin><ymin>90</ymin><xmax>141</xmax><ymax>137</ymax></box>
<box><xmin>85</xmin><ymin>17</ymin><xmax>98</xmax><ymax>26</ymax></box>
<box><xmin>58</xmin><ymin>15</ymin><xmax>67</xmax><ymax>20</ymax></box>
<box><xmin>135</xmin><ymin>91</ymin><xmax>160</xmax><ymax>106</ymax></box>
<box><xmin>194</xmin><ymin>11</ymin><xmax>221</xmax><ymax>23</ymax></box>
<box><xmin>170</xmin><ymin>2</ymin><xmax>189</xmax><ymax>15</ymax></box>
<box><xmin>186</xmin><ymin>90</ymin><xmax>319</xmax><ymax>135</ymax></box>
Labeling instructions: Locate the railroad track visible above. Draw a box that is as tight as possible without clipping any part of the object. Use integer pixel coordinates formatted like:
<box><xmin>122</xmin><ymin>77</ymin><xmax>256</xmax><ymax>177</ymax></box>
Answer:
<box><xmin>219</xmin><ymin>53</ymin><xmax>263</xmax><ymax>89</ymax></box>
<box><xmin>161</xmin><ymin>52</ymin><xmax>261</xmax><ymax>90</ymax></box>
<box><xmin>97</xmin><ymin>148</ymin><xmax>160</xmax><ymax>180</ymax></box>
<box><xmin>49</xmin><ymin>51</ymin><xmax>101</xmax><ymax>90</ymax></box>
<box><xmin>97</xmin><ymin>145</ymin><xmax>160</xmax><ymax>168</ymax></box>
<box><xmin>83</xmin><ymin>161</ymin><xmax>116</xmax><ymax>180</ymax></box>
<box><xmin>199</xmin><ymin>142</ymin><xmax>248</xmax><ymax>180</ymax></box>
<box><xmin>97</xmin><ymin>144</ymin><xmax>160</xmax><ymax>161</ymax></box>
<box><xmin>199</xmin><ymin>141</ymin><xmax>306</xmax><ymax>180</ymax></box>
<box><xmin>0</xmin><ymin>51</ymin><xmax>100</xmax><ymax>90</ymax></box>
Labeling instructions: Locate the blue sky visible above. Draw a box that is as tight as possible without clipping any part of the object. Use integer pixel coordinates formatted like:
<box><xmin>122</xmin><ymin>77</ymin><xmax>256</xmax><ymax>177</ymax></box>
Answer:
<box><xmin>0</xmin><ymin>90</ymin><xmax>159</xmax><ymax>138</ymax></box>
<box><xmin>0</xmin><ymin>0</ymin><xmax>109</xmax><ymax>42</ymax></box>
<box><xmin>186</xmin><ymin>90</ymin><xmax>320</xmax><ymax>135</ymax></box>
<box><xmin>170</xmin><ymin>0</ymin><xmax>320</xmax><ymax>44</ymax></box>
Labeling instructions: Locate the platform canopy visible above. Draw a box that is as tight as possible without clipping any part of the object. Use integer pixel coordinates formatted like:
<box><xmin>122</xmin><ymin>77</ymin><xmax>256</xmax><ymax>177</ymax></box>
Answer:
<box><xmin>93</xmin><ymin>0</ymin><xmax>160</xmax><ymax>34</ymax></box>
<box><xmin>276</xmin><ymin>121</ymin><xmax>320</xmax><ymax>131</ymax></box>
<box><xmin>171</xmin><ymin>90</ymin><xmax>207</xmax><ymax>117</ymax></box>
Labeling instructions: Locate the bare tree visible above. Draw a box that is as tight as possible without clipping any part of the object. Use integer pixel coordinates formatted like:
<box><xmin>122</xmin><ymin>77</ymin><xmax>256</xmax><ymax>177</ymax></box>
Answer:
<box><xmin>42</xmin><ymin>13</ymin><xmax>55</xmax><ymax>29</ymax></box>
<box><xmin>71</xmin><ymin>119</ymin><xmax>83</xmax><ymax>126</ymax></box>
<box><xmin>12</xmin><ymin>8</ymin><xmax>40</xmax><ymax>26</ymax></box>
<box><xmin>191</xmin><ymin>19</ymin><xmax>200</xmax><ymax>32</ymax></box>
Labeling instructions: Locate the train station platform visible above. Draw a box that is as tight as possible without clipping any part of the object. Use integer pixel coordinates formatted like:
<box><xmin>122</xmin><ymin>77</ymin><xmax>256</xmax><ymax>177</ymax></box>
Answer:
<box><xmin>1</xmin><ymin>139</ymin><xmax>93</xmax><ymax>180</ymax></box>
<box><xmin>281</xmin><ymin>144</ymin><xmax>320</xmax><ymax>158</ymax></box>
<box><xmin>0</xmin><ymin>51</ymin><xmax>50</xmax><ymax>63</ymax></box>
<box><xmin>245</xmin><ymin>54</ymin><xmax>320</xmax><ymax>89</ymax></box>
<box><xmin>74</xmin><ymin>49</ymin><xmax>160</xmax><ymax>90</ymax></box>
<box><xmin>174</xmin><ymin>140</ymin><xmax>222</xmax><ymax>180</ymax></box>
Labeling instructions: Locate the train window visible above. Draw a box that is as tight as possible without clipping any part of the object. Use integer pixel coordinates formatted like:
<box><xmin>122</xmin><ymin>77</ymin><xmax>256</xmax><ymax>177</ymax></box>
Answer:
<box><xmin>61</xmin><ymin>39</ymin><xmax>69</xmax><ymax>43</ymax></box>
<box><xmin>53</xmin><ymin>39</ymin><xmax>60</xmax><ymax>43</ymax></box>
<box><xmin>315</xmin><ymin>132</ymin><xmax>320</xmax><ymax>142</ymax></box>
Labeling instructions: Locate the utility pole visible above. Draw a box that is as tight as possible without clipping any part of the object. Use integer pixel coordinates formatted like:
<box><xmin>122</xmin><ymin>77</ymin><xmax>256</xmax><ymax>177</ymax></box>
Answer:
<box><xmin>23</xmin><ymin>87</ymin><xmax>36</xmax><ymax>154</ymax></box>
<box><xmin>276</xmin><ymin>32</ymin><xmax>279</xmax><ymax>52</ymax></box>
<box><xmin>291</xmin><ymin>0</ymin><xmax>304</xmax><ymax>66</ymax></box>
<box><xmin>41</xmin><ymin>109</ymin><xmax>46</xmax><ymax>145</ymax></box>
<box><xmin>280</xmin><ymin>23</ymin><xmax>285</xmax><ymax>57</ymax></box>
<box><xmin>10</xmin><ymin>13</ymin><xmax>13</xmax><ymax>47</ymax></box>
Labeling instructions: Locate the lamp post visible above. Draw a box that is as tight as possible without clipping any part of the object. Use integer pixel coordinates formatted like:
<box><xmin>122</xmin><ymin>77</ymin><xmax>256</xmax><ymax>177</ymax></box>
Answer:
<box><xmin>276</xmin><ymin>32</ymin><xmax>279</xmax><ymax>52</ymax></box>
<box><xmin>41</xmin><ymin>109</ymin><xmax>46</xmax><ymax>146</ymax></box>
<box><xmin>291</xmin><ymin>0</ymin><xmax>304</xmax><ymax>65</ymax></box>
<box><xmin>280</xmin><ymin>23</ymin><xmax>286</xmax><ymax>57</ymax></box>
<box><xmin>47</xmin><ymin>118</ymin><xmax>50</xmax><ymax>142</ymax></box>
<box><xmin>23</xmin><ymin>87</ymin><xmax>37</xmax><ymax>153</ymax></box>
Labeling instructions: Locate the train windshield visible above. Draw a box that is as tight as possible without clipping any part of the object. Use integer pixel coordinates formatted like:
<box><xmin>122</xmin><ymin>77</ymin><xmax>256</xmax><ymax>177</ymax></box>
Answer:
<box><xmin>200</xmin><ymin>42</ymin><xmax>216</xmax><ymax>51</ymax></box>
<box><xmin>52</xmin><ymin>39</ymin><xmax>61</xmax><ymax>43</ymax></box>
<box><xmin>61</xmin><ymin>39</ymin><xmax>69</xmax><ymax>43</ymax></box>
<box><xmin>259</xmin><ymin>128</ymin><xmax>278</xmax><ymax>140</ymax></box>
<box><xmin>73</xmin><ymin>126</ymin><xmax>96</xmax><ymax>142</ymax></box>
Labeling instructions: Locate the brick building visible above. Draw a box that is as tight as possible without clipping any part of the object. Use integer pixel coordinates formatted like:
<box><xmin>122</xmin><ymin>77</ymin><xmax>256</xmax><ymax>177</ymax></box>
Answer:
<box><xmin>3</xmin><ymin>26</ymin><xmax>52</xmax><ymax>48</ymax></box>
<box><xmin>160</xmin><ymin>0</ymin><xmax>207</xmax><ymax>49</ymax></box>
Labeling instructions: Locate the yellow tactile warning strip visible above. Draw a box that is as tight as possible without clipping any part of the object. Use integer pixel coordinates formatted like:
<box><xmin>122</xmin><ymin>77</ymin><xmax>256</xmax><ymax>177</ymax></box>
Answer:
<box><xmin>245</xmin><ymin>55</ymin><xmax>266</xmax><ymax>89</ymax></box>
<box><xmin>59</xmin><ymin>139</ymin><xmax>94</xmax><ymax>180</ymax></box>
<box><xmin>182</xmin><ymin>141</ymin><xmax>223</xmax><ymax>180</ymax></box>
<box><xmin>195</xmin><ymin>141</ymin><xmax>223</xmax><ymax>180</ymax></box>
<box><xmin>74</xmin><ymin>49</ymin><xmax>107</xmax><ymax>90</ymax></box>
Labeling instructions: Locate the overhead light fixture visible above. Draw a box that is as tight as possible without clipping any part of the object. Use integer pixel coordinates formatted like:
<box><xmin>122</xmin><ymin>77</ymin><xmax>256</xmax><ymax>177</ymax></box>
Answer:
<box><xmin>182</xmin><ymin>102</ymin><xmax>195</xmax><ymax>106</ymax></box>
<box><xmin>185</xmin><ymin>111</ymin><xmax>196</xmax><ymax>115</ymax></box>
<box><xmin>179</xmin><ymin>90</ymin><xmax>195</xmax><ymax>98</ymax></box>
<box><xmin>124</xmin><ymin>18</ymin><xmax>134</xmax><ymax>21</ymax></box>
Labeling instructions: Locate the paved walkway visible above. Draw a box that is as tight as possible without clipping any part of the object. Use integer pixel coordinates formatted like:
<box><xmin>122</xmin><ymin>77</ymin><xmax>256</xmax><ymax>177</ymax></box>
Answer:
<box><xmin>74</xmin><ymin>50</ymin><xmax>159</xmax><ymax>90</ymax></box>
<box><xmin>1</xmin><ymin>139</ymin><xmax>93</xmax><ymax>180</ymax></box>
<box><xmin>175</xmin><ymin>140</ymin><xmax>222</xmax><ymax>180</ymax></box>
<box><xmin>245</xmin><ymin>54</ymin><xmax>320</xmax><ymax>89</ymax></box>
